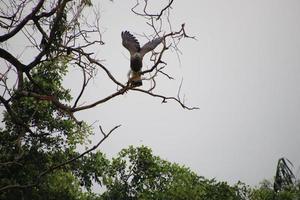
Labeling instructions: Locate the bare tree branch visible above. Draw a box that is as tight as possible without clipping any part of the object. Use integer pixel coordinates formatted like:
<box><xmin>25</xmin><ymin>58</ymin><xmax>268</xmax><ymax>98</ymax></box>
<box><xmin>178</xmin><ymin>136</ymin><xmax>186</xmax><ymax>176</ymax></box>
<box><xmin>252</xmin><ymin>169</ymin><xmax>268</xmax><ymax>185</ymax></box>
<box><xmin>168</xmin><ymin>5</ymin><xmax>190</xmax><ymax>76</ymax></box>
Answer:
<box><xmin>0</xmin><ymin>48</ymin><xmax>26</xmax><ymax>71</ymax></box>
<box><xmin>0</xmin><ymin>0</ymin><xmax>46</xmax><ymax>42</ymax></box>
<box><xmin>131</xmin><ymin>87</ymin><xmax>199</xmax><ymax>110</ymax></box>
<box><xmin>0</xmin><ymin>0</ymin><xmax>198</xmax><ymax>194</ymax></box>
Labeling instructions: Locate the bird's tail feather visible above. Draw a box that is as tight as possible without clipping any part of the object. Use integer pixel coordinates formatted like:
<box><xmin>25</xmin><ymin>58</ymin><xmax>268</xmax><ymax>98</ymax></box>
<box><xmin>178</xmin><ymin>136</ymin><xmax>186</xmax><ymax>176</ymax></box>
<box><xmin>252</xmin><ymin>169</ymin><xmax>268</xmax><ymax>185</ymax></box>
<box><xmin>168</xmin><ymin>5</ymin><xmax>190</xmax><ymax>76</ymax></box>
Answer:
<box><xmin>131</xmin><ymin>71</ymin><xmax>142</xmax><ymax>87</ymax></box>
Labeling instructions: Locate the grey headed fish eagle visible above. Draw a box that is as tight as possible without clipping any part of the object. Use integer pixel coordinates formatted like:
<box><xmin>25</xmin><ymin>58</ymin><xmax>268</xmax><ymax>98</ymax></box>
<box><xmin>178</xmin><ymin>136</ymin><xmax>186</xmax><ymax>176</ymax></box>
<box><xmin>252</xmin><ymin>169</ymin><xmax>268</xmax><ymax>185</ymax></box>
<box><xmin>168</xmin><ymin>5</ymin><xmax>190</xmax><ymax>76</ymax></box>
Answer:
<box><xmin>121</xmin><ymin>31</ymin><xmax>163</xmax><ymax>87</ymax></box>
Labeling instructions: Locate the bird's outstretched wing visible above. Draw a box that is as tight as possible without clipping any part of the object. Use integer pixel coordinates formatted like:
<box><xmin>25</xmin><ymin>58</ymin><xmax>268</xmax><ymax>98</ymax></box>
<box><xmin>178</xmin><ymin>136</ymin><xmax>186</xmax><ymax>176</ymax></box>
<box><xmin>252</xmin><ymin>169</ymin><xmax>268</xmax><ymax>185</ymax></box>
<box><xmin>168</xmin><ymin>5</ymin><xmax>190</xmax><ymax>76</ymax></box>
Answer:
<box><xmin>140</xmin><ymin>37</ymin><xmax>163</xmax><ymax>57</ymax></box>
<box><xmin>121</xmin><ymin>31</ymin><xmax>140</xmax><ymax>55</ymax></box>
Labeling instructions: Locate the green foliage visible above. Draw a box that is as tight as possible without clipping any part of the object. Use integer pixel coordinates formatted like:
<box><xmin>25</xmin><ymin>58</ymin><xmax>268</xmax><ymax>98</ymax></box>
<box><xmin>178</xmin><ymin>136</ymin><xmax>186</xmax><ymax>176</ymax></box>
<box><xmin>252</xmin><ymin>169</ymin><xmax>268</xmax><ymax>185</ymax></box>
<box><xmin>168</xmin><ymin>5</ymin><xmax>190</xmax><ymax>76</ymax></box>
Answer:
<box><xmin>98</xmin><ymin>147</ymin><xmax>300</xmax><ymax>200</ymax></box>
<box><xmin>73</xmin><ymin>151</ymin><xmax>110</xmax><ymax>191</ymax></box>
<box><xmin>1</xmin><ymin>56</ymin><xmax>299</xmax><ymax>199</ymax></box>
<box><xmin>0</xmin><ymin>58</ymin><xmax>96</xmax><ymax>199</ymax></box>
<box><xmin>3</xmin><ymin>56</ymin><xmax>92</xmax><ymax>150</ymax></box>
<box><xmin>1</xmin><ymin>0</ymin><xmax>255</xmax><ymax>199</ymax></box>
<box><xmin>1</xmin><ymin>2</ymin><xmax>299</xmax><ymax>197</ymax></box>
<box><xmin>100</xmin><ymin>146</ymin><xmax>242</xmax><ymax>200</ymax></box>
<box><xmin>249</xmin><ymin>180</ymin><xmax>275</xmax><ymax>200</ymax></box>
<box><xmin>249</xmin><ymin>180</ymin><xmax>300</xmax><ymax>200</ymax></box>
<box><xmin>30</xmin><ymin>171</ymin><xmax>83</xmax><ymax>200</ymax></box>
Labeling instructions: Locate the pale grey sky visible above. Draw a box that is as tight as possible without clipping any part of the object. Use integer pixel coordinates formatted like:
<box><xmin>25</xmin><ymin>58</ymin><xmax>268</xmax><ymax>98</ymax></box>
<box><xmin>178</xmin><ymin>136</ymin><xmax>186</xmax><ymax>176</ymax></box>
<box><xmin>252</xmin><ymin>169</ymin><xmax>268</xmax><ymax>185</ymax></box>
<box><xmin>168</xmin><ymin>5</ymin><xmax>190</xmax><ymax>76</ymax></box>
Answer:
<box><xmin>71</xmin><ymin>0</ymin><xmax>300</xmax><ymax>186</ymax></box>
<box><xmin>2</xmin><ymin>0</ymin><xmax>300</xmax><ymax>186</ymax></box>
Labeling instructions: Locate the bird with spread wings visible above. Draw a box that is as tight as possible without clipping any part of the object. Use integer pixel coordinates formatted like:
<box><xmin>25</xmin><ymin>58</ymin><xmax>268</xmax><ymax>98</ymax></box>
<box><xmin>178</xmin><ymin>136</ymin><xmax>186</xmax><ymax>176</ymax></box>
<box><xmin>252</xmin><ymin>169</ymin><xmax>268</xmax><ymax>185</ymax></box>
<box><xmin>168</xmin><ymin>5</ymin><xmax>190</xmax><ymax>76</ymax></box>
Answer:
<box><xmin>121</xmin><ymin>31</ymin><xmax>163</xmax><ymax>87</ymax></box>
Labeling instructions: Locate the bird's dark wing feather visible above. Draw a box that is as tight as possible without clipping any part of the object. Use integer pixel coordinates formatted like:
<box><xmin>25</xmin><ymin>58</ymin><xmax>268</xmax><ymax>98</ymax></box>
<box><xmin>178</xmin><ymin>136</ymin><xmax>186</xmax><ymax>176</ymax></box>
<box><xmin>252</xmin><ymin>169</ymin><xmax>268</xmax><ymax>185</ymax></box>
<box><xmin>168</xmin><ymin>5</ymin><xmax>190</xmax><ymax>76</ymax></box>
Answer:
<box><xmin>121</xmin><ymin>31</ymin><xmax>140</xmax><ymax>55</ymax></box>
<box><xmin>140</xmin><ymin>37</ymin><xmax>163</xmax><ymax>57</ymax></box>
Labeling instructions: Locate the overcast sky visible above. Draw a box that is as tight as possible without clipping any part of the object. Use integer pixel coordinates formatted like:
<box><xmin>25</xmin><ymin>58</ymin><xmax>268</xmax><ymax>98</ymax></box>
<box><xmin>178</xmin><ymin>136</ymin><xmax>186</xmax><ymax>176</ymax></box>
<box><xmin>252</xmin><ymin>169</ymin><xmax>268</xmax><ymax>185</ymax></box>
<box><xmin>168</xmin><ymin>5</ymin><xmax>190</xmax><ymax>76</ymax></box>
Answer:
<box><xmin>2</xmin><ymin>0</ymin><xmax>300</xmax><ymax>186</ymax></box>
<box><xmin>64</xmin><ymin>0</ymin><xmax>300</xmax><ymax>186</ymax></box>
<box><xmin>72</xmin><ymin>0</ymin><xmax>299</xmax><ymax>186</ymax></box>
